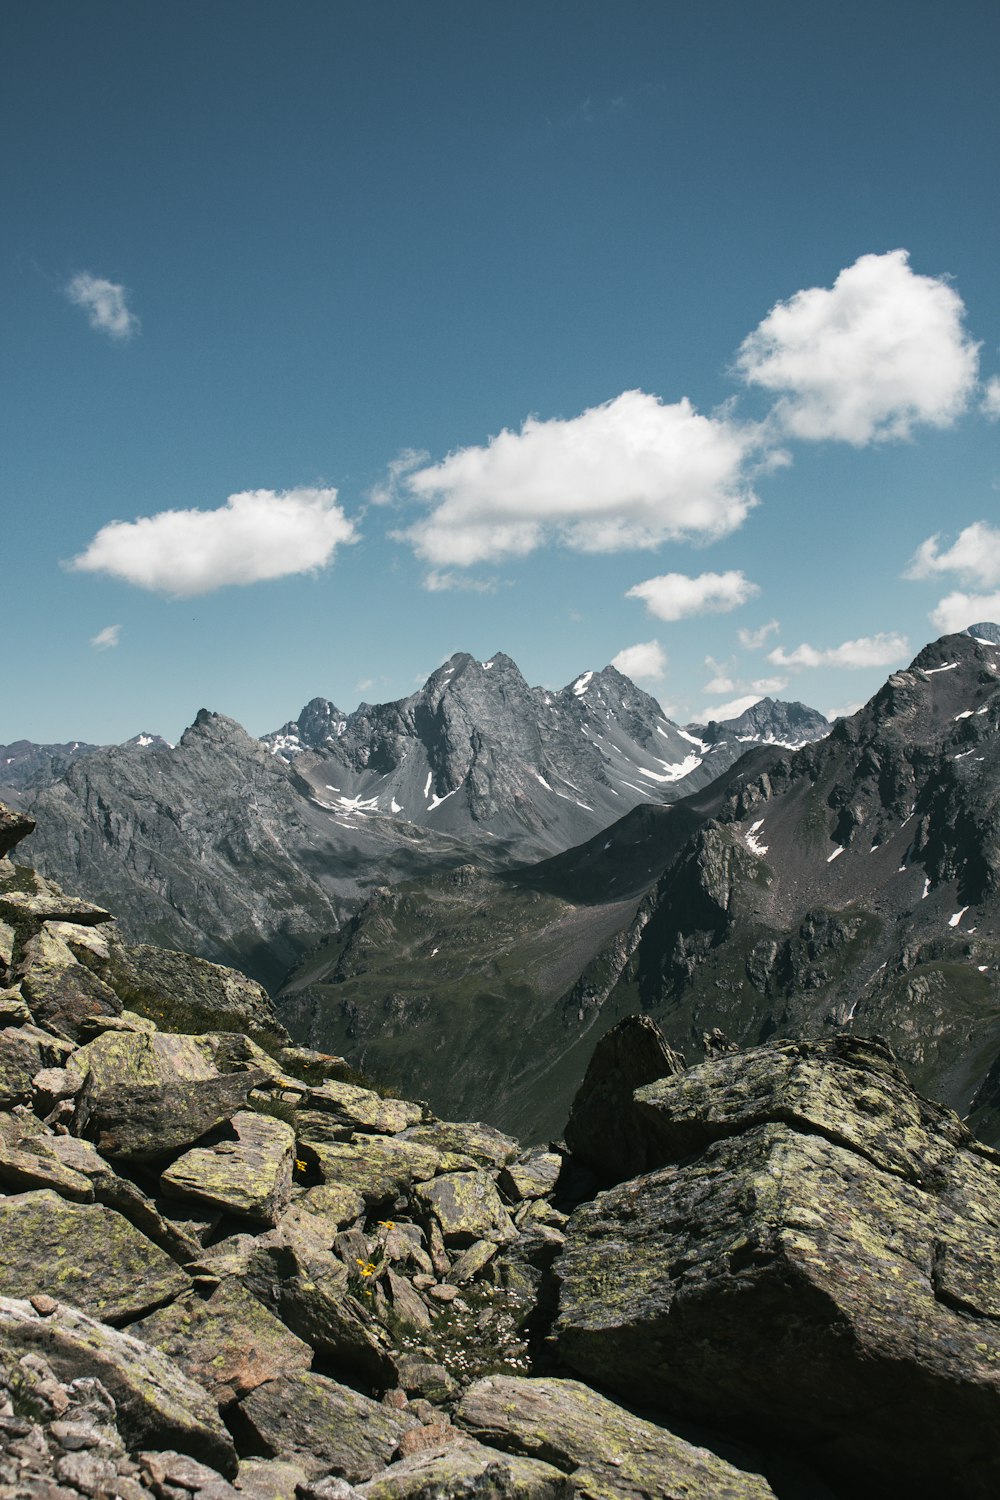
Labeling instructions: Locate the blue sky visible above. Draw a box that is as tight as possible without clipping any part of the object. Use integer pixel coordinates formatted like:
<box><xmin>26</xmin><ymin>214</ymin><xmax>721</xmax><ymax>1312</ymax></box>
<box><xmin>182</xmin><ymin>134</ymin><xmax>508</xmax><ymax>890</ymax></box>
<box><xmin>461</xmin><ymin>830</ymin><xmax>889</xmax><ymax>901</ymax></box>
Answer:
<box><xmin>3</xmin><ymin>1</ymin><xmax>999</xmax><ymax>744</ymax></box>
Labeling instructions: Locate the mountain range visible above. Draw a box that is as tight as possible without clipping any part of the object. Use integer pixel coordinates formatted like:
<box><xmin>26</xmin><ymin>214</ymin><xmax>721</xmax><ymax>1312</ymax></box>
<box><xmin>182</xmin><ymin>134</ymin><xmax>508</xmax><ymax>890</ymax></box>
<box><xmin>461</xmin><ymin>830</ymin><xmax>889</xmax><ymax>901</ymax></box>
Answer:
<box><xmin>1</xmin><ymin>657</ymin><xmax>827</xmax><ymax>991</ymax></box>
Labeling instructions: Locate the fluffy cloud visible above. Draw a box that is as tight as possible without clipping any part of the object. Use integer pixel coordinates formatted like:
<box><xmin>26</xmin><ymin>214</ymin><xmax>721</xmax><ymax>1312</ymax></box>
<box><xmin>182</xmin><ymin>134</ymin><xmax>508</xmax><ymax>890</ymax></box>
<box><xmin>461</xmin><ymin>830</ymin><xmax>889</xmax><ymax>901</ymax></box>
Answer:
<box><xmin>627</xmin><ymin>569</ymin><xmax>759</xmax><ymax>622</ymax></box>
<box><xmin>65</xmin><ymin>273</ymin><xmax>140</xmax><ymax>341</ymax></box>
<box><xmin>768</xmin><ymin>633</ymin><xmax>908</xmax><ymax>670</ymax></box>
<box><xmin>983</xmin><ymin>378</ymin><xmax>1000</xmax><ymax>420</ymax></box>
<box><xmin>69</xmin><ymin>487</ymin><xmax>357</xmax><ymax>596</ymax></box>
<box><xmin>399</xmin><ymin>391</ymin><xmax>759</xmax><ymax>567</ymax></box>
<box><xmin>905</xmin><ymin>521</ymin><xmax>1000</xmax><ymax>589</ymax></box>
<box><xmin>89</xmin><ymin>624</ymin><xmax>120</xmax><ymax>650</ymax></box>
<box><xmin>929</xmin><ymin>591</ymin><xmax>1000</xmax><ymax>634</ymax></box>
<box><xmin>702</xmin><ymin>656</ymin><xmax>736</xmax><ymax>693</ymax></box>
<box><xmin>735</xmin><ymin>251</ymin><xmax>979</xmax><ymax>444</ymax></box>
<box><xmin>610</xmin><ymin>639</ymin><xmax>667</xmax><ymax>680</ymax></box>
<box><xmin>738</xmin><ymin>619</ymin><xmax>780</xmax><ymax>650</ymax></box>
<box><xmin>751</xmin><ymin>675</ymin><xmax>788</xmax><ymax>694</ymax></box>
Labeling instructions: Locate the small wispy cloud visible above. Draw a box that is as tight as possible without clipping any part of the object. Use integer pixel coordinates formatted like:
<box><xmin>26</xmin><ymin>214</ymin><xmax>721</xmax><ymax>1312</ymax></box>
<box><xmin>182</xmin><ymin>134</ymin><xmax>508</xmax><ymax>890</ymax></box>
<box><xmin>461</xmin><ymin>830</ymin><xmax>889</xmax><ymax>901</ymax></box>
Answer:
<box><xmin>610</xmin><ymin>640</ymin><xmax>667</xmax><ymax>680</ymax></box>
<box><xmin>982</xmin><ymin>377</ymin><xmax>1000</xmax><ymax>420</ymax></box>
<box><xmin>768</xmin><ymin>633</ymin><xmax>908</xmax><ymax>670</ymax></box>
<box><xmin>89</xmin><ymin>623</ymin><xmax>121</xmax><ymax>650</ymax></box>
<box><xmin>369</xmin><ymin>449</ymin><xmax>430</xmax><ymax>507</ymax></box>
<box><xmin>65</xmin><ymin>272</ymin><xmax>140</xmax><ymax>341</ymax></box>
<box><xmin>627</xmin><ymin>569</ymin><xmax>759</xmax><ymax>623</ymax></box>
<box><xmin>69</xmin><ymin>486</ymin><xmax>357</xmax><ymax>596</ymax></box>
<box><xmin>738</xmin><ymin>620</ymin><xmax>780</xmax><ymax>650</ymax></box>
<box><xmin>423</xmin><ymin>570</ymin><xmax>507</xmax><ymax>594</ymax></box>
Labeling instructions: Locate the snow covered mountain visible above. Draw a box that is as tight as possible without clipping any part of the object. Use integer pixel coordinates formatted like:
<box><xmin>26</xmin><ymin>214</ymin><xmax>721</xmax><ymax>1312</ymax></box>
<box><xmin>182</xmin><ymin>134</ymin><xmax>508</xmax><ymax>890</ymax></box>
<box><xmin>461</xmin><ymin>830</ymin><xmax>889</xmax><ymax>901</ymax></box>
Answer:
<box><xmin>264</xmin><ymin>652</ymin><xmax>830</xmax><ymax>861</ymax></box>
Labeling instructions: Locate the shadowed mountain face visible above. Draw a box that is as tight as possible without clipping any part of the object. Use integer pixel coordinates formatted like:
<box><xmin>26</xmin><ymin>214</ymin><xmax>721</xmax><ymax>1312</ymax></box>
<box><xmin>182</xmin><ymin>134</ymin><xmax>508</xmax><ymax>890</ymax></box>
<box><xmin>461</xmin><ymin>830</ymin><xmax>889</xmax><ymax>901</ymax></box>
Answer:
<box><xmin>4</xmin><ymin>656</ymin><xmax>826</xmax><ymax>996</ymax></box>
<box><xmin>283</xmin><ymin>631</ymin><xmax>1000</xmax><ymax>1142</ymax></box>
<box><xmin>264</xmin><ymin>651</ymin><xmax>828</xmax><ymax>860</ymax></box>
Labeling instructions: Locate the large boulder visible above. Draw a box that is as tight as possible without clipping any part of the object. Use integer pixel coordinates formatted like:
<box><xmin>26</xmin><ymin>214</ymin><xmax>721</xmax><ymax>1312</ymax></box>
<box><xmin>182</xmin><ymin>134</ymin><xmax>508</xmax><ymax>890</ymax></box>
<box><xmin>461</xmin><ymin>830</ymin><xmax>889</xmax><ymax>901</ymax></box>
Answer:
<box><xmin>160</xmin><ymin>1110</ymin><xmax>295</xmax><ymax>1226</ymax></box>
<box><xmin>456</xmin><ymin>1375</ymin><xmax>776</xmax><ymax>1499</ymax></box>
<box><xmin>355</xmin><ymin>1437</ymin><xmax>571</xmax><ymax>1498</ymax></box>
<box><xmin>0</xmin><ymin>1191</ymin><xmax>190</xmax><ymax>1322</ymax></box>
<box><xmin>563</xmin><ymin>1013</ymin><xmax>685</xmax><ymax>1184</ymax></box>
<box><xmin>234</xmin><ymin>1369</ymin><xmax>415</xmax><ymax>1482</ymax></box>
<box><xmin>556</xmin><ymin>1035</ymin><xmax>1000</xmax><ymax>1499</ymax></box>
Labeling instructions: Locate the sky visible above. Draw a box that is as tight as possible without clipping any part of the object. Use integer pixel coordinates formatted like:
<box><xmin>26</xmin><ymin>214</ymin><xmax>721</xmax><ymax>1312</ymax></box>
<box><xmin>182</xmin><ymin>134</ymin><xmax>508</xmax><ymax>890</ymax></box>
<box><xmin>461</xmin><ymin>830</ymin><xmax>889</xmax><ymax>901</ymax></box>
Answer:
<box><xmin>3</xmin><ymin>1</ymin><xmax>999</xmax><ymax>745</ymax></box>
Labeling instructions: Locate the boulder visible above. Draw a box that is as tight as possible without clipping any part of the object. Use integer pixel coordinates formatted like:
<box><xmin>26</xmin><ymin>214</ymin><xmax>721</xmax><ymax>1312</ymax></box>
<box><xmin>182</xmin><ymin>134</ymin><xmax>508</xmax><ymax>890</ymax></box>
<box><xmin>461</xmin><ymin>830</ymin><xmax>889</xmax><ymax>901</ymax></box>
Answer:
<box><xmin>234</xmin><ymin>1369</ymin><xmax>415</xmax><ymax>1482</ymax></box>
<box><xmin>556</xmin><ymin>1036</ymin><xmax>1000</xmax><ymax>1499</ymax></box>
<box><xmin>0</xmin><ymin>1025</ymin><xmax>55</xmax><ymax>1106</ymax></box>
<box><xmin>307</xmin><ymin>1080</ymin><xmax>424</xmax><ymax>1136</ymax></box>
<box><xmin>413</xmin><ymin>1171</ymin><xmax>517</xmax><ymax>1247</ymax></box>
<box><xmin>355</xmin><ymin>1437</ymin><xmax>571</xmax><ymax>1498</ymax></box>
<box><xmin>0</xmin><ymin>890</ymin><xmax>112</xmax><ymax>928</ymax></box>
<box><xmin>456</xmin><ymin>1374</ymin><xmax>776</xmax><ymax>1499</ymax></box>
<box><xmin>103</xmin><ymin>942</ymin><xmax>290</xmax><ymax>1045</ymax></box>
<box><xmin>564</xmin><ymin>1013</ymin><xmax>685</xmax><ymax>1184</ymax></box>
<box><xmin>0</xmin><ymin>804</ymin><xmax>34</xmax><ymax>858</ymax></box>
<box><xmin>19</xmin><ymin>957</ymin><xmax>123</xmax><ymax>1041</ymax></box>
<box><xmin>498</xmin><ymin>1151</ymin><xmax>562</xmax><ymax>1203</ymax></box>
<box><xmin>303</xmin><ymin>1137</ymin><xmax>442</xmax><ymax>1207</ymax></box>
<box><xmin>0</xmin><ymin>1190</ymin><xmax>190</xmax><ymax>1323</ymax></box>
<box><xmin>0</xmin><ymin>1295</ymin><xmax>236</xmax><ymax>1475</ymax></box>
<box><xmin>401</xmin><ymin>1121</ymin><xmax>518</xmax><ymax>1170</ymax></box>
<box><xmin>131</xmin><ymin>1278</ymin><xmax>313</xmax><ymax>1407</ymax></box>
<box><xmin>160</xmin><ymin>1111</ymin><xmax>294</xmax><ymax>1225</ymax></box>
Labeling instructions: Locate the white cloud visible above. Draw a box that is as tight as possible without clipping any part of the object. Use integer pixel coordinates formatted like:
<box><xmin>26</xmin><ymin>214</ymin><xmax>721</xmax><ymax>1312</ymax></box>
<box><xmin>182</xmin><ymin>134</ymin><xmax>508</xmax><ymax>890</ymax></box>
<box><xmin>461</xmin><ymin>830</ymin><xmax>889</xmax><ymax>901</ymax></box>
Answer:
<box><xmin>736</xmin><ymin>250</ymin><xmax>979</xmax><ymax>445</ymax></box>
<box><xmin>983</xmin><ymin>377</ymin><xmax>1000</xmax><ymax>420</ymax></box>
<box><xmin>905</xmin><ymin>522</ymin><xmax>1000</xmax><ymax>589</ymax></box>
<box><xmin>610</xmin><ymin>640</ymin><xmax>667</xmax><ymax>680</ymax></box>
<box><xmin>65</xmin><ymin>273</ymin><xmax>140</xmax><ymax>341</ymax></box>
<box><xmin>399</xmin><ymin>391</ymin><xmax>760</xmax><ymax>566</ymax></box>
<box><xmin>825</xmin><ymin>702</ymin><xmax>865</xmax><ymax>722</ymax></box>
<box><xmin>699</xmin><ymin>693</ymin><xmax>765</xmax><ymax>722</ymax></box>
<box><xmin>768</xmin><ymin>632</ymin><xmax>908</xmax><ymax>670</ymax></box>
<box><xmin>929</xmin><ymin>591</ymin><xmax>1000</xmax><ymax>634</ymax></box>
<box><xmin>423</xmin><ymin>570</ymin><xmax>505</xmax><ymax>594</ymax></box>
<box><xmin>89</xmin><ymin>624</ymin><xmax>121</xmax><ymax>650</ymax></box>
<box><xmin>751</xmin><ymin>676</ymin><xmax>788</xmax><ymax>694</ymax></box>
<box><xmin>69</xmin><ymin>486</ymin><xmax>357</xmax><ymax>597</ymax></box>
<box><xmin>738</xmin><ymin>619</ymin><xmax>780</xmax><ymax>650</ymax></box>
<box><xmin>369</xmin><ymin>449</ymin><xmax>430</xmax><ymax>506</ymax></box>
<box><xmin>627</xmin><ymin>569</ymin><xmax>759</xmax><ymax>622</ymax></box>
<box><xmin>702</xmin><ymin>656</ymin><xmax>736</xmax><ymax>693</ymax></box>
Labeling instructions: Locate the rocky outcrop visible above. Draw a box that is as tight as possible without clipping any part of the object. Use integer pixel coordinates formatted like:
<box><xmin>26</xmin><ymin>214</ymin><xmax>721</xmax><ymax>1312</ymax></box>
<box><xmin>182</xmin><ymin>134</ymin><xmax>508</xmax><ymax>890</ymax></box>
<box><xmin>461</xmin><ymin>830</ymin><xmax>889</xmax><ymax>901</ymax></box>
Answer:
<box><xmin>556</xmin><ymin>1032</ymin><xmax>1000</xmax><ymax>1498</ymax></box>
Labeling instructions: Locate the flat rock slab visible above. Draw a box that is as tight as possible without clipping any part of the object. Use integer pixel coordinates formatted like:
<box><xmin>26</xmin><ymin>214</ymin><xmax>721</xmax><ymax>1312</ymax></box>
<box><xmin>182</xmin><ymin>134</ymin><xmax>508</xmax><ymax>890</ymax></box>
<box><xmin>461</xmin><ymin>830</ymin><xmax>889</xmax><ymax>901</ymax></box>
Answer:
<box><xmin>0</xmin><ymin>1295</ymin><xmax>236</xmax><ymax>1475</ymax></box>
<box><xmin>305</xmin><ymin>1137</ymin><xmax>442</xmax><ymax>1207</ymax></box>
<box><xmin>236</xmin><ymin>1369</ymin><xmax>415</xmax><ymax>1482</ymax></box>
<box><xmin>161</xmin><ymin>1111</ymin><xmax>294</xmax><ymax>1225</ymax></box>
<box><xmin>632</xmin><ymin>1034</ymin><xmax>970</xmax><ymax>1188</ymax></box>
<box><xmin>413</xmin><ymin>1171</ymin><xmax>517</xmax><ymax>1246</ymax></box>
<box><xmin>308</xmin><ymin>1080</ymin><xmax>423</xmax><ymax>1135</ymax></box>
<box><xmin>132</xmin><ymin>1278</ymin><xmax>312</xmax><ymax>1406</ymax></box>
<box><xmin>0</xmin><ymin>890</ymin><xmax>112</xmax><ymax>926</ymax></box>
<box><xmin>0</xmin><ymin>1189</ymin><xmax>190</xmax><ymax>1322</ymax></box>
<box><xmin>19</xmin><ymin>959</ymin><xmax>122</xmax><ymax>1041</ymax></box>
<box><xmin>457</xmin><ymin>1374</ymin><xmax>776</xmax><ymax>1499</ymax></box>
<box><xmin>355</xmin><ymin>1437</ymin><xmax>570</xmax><ymax>1498</ymax></box>
<box><xmin>0</xmin><ymin>1139</ymin><xmax>94</xmax><ymax>1200</ymax></box>
<box><xmin>107</xmin><ymin>943</ymin><xmax>290</xmax><ymax>1045</ymax></box>
<box><xmin>401</xmin><ymin>1121</ymin><xmax>519</xmax><ymax>1170</ymax></box>
<box><xmin>556</xmin><ymin>1118</ymin><xmax>1000</xmax><ymax>1499</ymax></box>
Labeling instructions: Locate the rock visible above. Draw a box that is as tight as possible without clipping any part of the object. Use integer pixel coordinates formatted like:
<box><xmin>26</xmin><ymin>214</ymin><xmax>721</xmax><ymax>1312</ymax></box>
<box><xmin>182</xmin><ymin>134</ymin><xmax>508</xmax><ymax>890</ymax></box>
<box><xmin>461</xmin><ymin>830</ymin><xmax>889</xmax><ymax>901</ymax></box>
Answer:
<box><xmin>556</xmin><ymin>1037</ymin><xmax>1000</xmax><ymax>1498</ymax></box>
<box><xmin>401</xmin><ymin>1122</ymin><xmax>518</xmax><ymax>1170</ymax></box>
<box><xmin>0</xmin><ymin>890</ymin><xmax>112</xmax><ymax>928</ymax></box>
<box><xmin>413</xmin><ymin>1172</ymin><xmax>517</xmax><ymax>1247</ymax></box>
<box><xmin>235</xmin><ymin>1456</ymin><xmax>311</xmax><ymax>1499</ymax></box>
<box><xmin>160</xmin><ymin>1112</ymin><xmax>294</xmax><ymax>1226</ymax></box>
<box><xmin>279</xmin><ymin>1183</ymin><xmax>366</xmax><ymax>1244</ymax></box>
<box><xmin>67</xmin><ymin>1031</ymin><xmax>267</xmax><ymax>1163</ymax></box>
<box><xmin>19</xmin><ymin>958</ymin><xmax>123</xmax><ymax>1042</ymax></box>
<box><xmin>354</xmin><ymin>1437</ymin><xmax>571</xmax><ymax>1498</ymax></box>
<box><xmin>303</xmin><ymin>1138</ymin><xmax>442</xmax><ymax>1208</ymax></box>
<box><xmin>0</xmin><ymin>984</ymin><xmax>31</xmax><ymax>1025</ymax></box>
<box><xmin>0</xmin><ymin>1139</ymin><xmax>95</xmax><ymax>1201</ymax></box>
<box><xmin>104</xmin><ymin>942</ymin><xmax>290</xmax><ymax>1046</ymax></box>
<box><xmin>0</xmin><ymin>1296</ymin><xmax>236</xmax><ymax>1475</ymax></box>
<box><xmin>234</xmin><ymin>1370</ymin><xmax>415</xmax><ymax>1483</ymax></box>
<box><xmin>0</xmin><ymin>1025</ymin><xmax>53</xmax><ymax>1106</ymax></box>
<box><xmin>564</xmin><ymin>1013</ymin><xmax>685</xmax><ymax>1184</ymax></box>
<box><xmin>447</xmin><ymin>1241</ymin><xmax>498</xmax><ymax>1285</ymax></box>
<box><xmin>0</xmin><ymin>1191</ymin><xmax>190</xmax><ymax>1323</ymax></box>
<box><xmin>392</xmin><ymin>1356</ymin><xmax>456</xmax><ymax>1404</ymax></box>
<box><xmin>131</xmin><ymin>1278</ymin><xmax>313</xmax><ymax>1407</ymax></box>
<box><xmin>240</xmin><ymin>1238</ymin><xmax>396</xmax><ymax>1387</ymax></box>
<box><xmin>385</xmin><ymin>1271</ymin><xmax>432</xmax><ymax>1331</ymax></box>
<box><xmin>307</xmin><ymin>1080</ymin><xmax>424</xmax><ymax>1136</ymax></box>
<box><xmin>498</xmin><ymin>1152</ymin><xmax>561</xmax><ymax>1203</ymax></box>
<box><xmin>139</xmin><ymin>1448</ymin><xmax>241</xmax><ymax>1497</ymax></box>
<box><xmin>0</xmin><ymin>805</ymin><xmax>34</xmax><ymax>858</ymax></box>
<box><xmin>456</xmin><ymin>1375</ymin><xmax>776</xmax><ymax>1498</ymax></box>
<box><xmin>378</xmin><ymin>1222</ymin><xmax>434</xmax><ymax>1277</ymax></box>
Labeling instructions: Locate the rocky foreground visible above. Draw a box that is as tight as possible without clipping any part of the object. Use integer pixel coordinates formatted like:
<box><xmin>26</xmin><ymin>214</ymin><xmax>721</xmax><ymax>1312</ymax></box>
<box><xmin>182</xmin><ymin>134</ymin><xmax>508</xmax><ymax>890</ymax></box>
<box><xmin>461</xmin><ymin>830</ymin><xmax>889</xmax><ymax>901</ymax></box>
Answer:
<box><xmin>1</xmin><ymin>802</ymin><xmax>999</xmax><ymax>1498</ymax></box>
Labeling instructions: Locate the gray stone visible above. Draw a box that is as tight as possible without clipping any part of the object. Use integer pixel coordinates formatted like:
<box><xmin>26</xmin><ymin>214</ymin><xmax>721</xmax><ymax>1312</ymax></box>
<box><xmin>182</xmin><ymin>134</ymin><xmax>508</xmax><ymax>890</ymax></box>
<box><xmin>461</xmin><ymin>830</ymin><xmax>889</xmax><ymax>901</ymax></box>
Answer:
<box><xmin>235</xmin><ymin>1370</ymin><xmax>415</xmax><ymax>1482</ymax></box>
<box><xmin>160</xmin><ymin>1112</ymin><xmax>294</xmax><ymax>1226</ymax></box>
<box><xmin>355</xmin><ymin>1437</ymin><xmax>570</xmax><ymax>1498</ymax></box>
<box><xmin>498</xmin><ymin>1152</ymin><xmax>561</xmax><ymax>1203</ymax></box>
<box><xmin>413</xmin><ymin>1172</ymin><xmax>517</xmax><ymax>1247</ymax></box>
<box><xmin>303</xmin><ymin>1137</ymin><xmax>442</xmax><ymax>1208</ymax></box>
<box><xmin>401</xmin><ymin>1122</ymin><xmax>518</xmax><ymax>1170</ymax></box>
<box><xmin>564</xmin><ymin>1013</ymin><xmax>685</xmax><ymax>1184</ymax></box>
